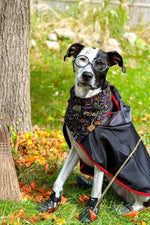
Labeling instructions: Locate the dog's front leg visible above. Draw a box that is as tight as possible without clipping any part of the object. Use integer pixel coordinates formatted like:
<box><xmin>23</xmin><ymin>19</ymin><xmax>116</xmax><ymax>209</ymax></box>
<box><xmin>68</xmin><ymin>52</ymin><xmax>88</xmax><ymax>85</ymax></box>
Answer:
<box><xmin>79</xmin><ymin>165</ymin><xmax>104</xmax><ymax>223</ymax></box>
<box><xmin>38</xmin><ymin>146</ymin><xmax>80</xmax><ymax>212</ymax></box>
<box><xmin>53</xmin><ymin>146</ymin><xmax>80</xmax><ymax>195</ymax></box>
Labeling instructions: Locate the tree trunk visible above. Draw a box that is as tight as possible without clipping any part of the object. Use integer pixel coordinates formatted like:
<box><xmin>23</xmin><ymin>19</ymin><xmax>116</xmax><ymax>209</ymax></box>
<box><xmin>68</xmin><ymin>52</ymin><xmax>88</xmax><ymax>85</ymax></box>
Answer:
<box><xmin>0</xmin><ymin>0</ymin><xmax>32</xmax><ymax>132</ymax></box>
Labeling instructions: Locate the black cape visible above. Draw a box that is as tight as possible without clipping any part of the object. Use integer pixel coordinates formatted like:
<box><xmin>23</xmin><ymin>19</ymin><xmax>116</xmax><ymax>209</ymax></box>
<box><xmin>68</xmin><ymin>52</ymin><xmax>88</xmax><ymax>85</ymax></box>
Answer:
<box><xmin>63</xmin><ymin>86</ymin><xmax>150</xmax><ymax>196</ymax></box>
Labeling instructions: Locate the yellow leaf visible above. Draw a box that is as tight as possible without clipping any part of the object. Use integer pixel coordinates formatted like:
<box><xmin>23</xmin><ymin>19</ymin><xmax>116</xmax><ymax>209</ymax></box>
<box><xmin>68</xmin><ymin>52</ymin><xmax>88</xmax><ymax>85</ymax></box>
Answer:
<box><xmin>141</xmin><ymin>222</ymin><xmax>147</xmax><ymax>225</ymax></box>
<box><xmin>57</xmin><ymin>134</ymin><xmax>64</xmax><ymax>140</ymax></box>
<box><xmin>138</xmin><ymin>130</ymin><xmax>144</xmax><ymax>135</ymax></box>
<box><xmin>47</xmin><ymin>115</ymin><xmax>55</xmax><ymax>121</ymax></box>
<box><xmin>36</xmin><ymin>157</ymin><xmax>47</xmax><ymax>165</ymax></box>
<box><xmin>54</xmin><ymin>218</ymin><xmax>66</xmax><ymax>224</ymax></box>
<box><xmin>27</xmin><ymin>140</ymin><xmax>33</xmax><ymax>145</ymax></box>
<box><xmin>25</xmin><ymin>156</ymin><xmax>36</xmax><ymax>163</ymax></box>
<box><xmin>51</xmin><ymin>148</ymin><xmax>58</xmax><ymax>154</ymax></box>
<box><xmin>132</xmin><ymin>115</ymin><xmax>137</xmax><ymax>121</ymax></box>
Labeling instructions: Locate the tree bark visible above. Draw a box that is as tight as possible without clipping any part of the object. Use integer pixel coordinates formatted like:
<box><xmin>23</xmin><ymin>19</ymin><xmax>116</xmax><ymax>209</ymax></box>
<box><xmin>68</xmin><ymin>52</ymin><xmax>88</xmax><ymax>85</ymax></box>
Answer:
<box><xmin>0</xmin><ymin>0</ymin><xmax>32</xmax><ymax>132</ymax></box>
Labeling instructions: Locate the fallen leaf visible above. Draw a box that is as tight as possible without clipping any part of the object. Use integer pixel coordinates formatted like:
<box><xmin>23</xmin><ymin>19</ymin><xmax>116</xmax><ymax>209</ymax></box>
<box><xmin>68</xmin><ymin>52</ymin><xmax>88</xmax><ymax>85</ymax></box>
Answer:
<box><xmin>78</xmin><ymin>193</ymin><xmax>89</xmax><ymax>205</ymax></box>
<box><xmin>36</xmin><ymin>156</ymin><xmax>47</xmax><ymax>165</ymax></box>
<box><xmin>88</xmin><ymin>208</ymin><xmax>97</xmax><ymax>222</ymax></box>
<box><xmin>124</xmin><ymin>210</ymin><xmax>139</xmax><ymax>218</ymax></box>
<box><xmin>1</xmin><ymin>222</ymin><xmax>7</xmax><ymax>225</ymax></box>
<box><xmin>75</xmin><ymin>213</ymin><xmax>80</xmax><ymax>219</ymax></box>
<box><xmin>31</xmin><ymin>180</ymin><xmax>37</xmax><ymax>190</ymax></box>
<box><xmin>54</xmin><ymin>218</ymin><xmax>66</xmax><ymax>224</ymax></box>
<box><xmin>68</xmin><ymin>180</ymin><xmax>76</xmax><ymax>185</ymax></box>
<box><xmin>9</xmin><ymin>209</ymin><xmax>24</xmax><ymax>223</ymax></box>
<box><xmin>24</xmin><ymin>161</ymin><xmax>31</xmax><ymax>167</ymax></box>
<box><xmin>60</xmin><ymin>196</ymin><xmax>68</xmax><ymax>205</ymax></box>
<box><xmin>37</xmin><ymin>212</ymin><xmax>53</xmax><ymax>220</ymax></box>
<box><xmin>37</xmin><ymin>188</ymin><xmax>46</xmax><ymax>193</ymax></box>
<box><xmin>44</xmin><ymin>163</ymin><xmax>49</xmax><ymax>174</ymax></box>
<box><xmin>78</xmin><ymin>196</ymin><xmax>86</xmax><ymax>205</ymax></box>
<box><xmin>25</xmin><ymin>216</ymin><xmax>40</xmax><ymax>224</ymax></box>
<box><xmin>15</xmin><ymin>209</ymin><xmax>24</xmax><ymax>220</ymax></box>
<box><xmin>32</xmin><ymin>193</ymin><xmax>43</xmax><ymax>202</ymax></box>
<box><xmin>81</xmin><ymin>193</ymin><xmax>89</xmax><ymax>201</ymax></box>
<box><xmin>21</xmin><ymin>185</ymin><xmax>32</xmax><ymax>194</ymax></box>
<box><xmin>19</xmin><ymin>181</ymin><xmax>25</xmax><ymax>187</ymax></box>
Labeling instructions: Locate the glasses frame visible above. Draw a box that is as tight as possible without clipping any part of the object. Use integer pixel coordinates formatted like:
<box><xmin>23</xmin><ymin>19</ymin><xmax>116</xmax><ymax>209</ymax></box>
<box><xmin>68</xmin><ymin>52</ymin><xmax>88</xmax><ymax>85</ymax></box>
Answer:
<box><xmin>73</xmin><ymin>55</ymin><xmax>109</xmax><ymax>72</ymax></box>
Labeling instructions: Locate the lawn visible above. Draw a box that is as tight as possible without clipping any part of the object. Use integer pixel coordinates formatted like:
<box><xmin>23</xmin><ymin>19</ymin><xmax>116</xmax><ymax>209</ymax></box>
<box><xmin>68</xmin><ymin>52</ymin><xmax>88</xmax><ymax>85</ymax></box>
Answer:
<box><xmin>0</xmin><ymin>2</ymin><xmax>150</xmax><ymax>225</ymax></box>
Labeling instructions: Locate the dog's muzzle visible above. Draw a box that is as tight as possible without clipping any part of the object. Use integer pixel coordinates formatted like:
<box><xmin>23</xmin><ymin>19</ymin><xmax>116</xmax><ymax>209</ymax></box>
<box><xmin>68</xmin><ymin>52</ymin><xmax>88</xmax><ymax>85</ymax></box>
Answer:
<box><xmin>77</xmin><ymin>71</ymin><xmax>95</xmax><ymax>89</ymax></box>
<box><xmin>82</xmin><ymin>71</ymin><xmax>93</xmax><ymax>81</ymax></box>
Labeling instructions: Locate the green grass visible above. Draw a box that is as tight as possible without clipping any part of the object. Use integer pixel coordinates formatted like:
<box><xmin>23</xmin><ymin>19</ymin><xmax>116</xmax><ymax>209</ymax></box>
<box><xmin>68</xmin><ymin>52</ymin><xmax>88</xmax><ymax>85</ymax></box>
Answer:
<box><xmin>1</xmin><ymin>3</ymin><xmax>150</xmax><ymax>224</ymax></box>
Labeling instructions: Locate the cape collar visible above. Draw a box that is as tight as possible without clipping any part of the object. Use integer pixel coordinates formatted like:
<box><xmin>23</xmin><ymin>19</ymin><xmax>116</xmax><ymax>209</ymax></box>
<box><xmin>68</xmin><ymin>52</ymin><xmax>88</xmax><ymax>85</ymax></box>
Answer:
<box><xmin>64</xmin><ymin>82</ymin><xmax>112</xmax><ymax>143</ymax></box>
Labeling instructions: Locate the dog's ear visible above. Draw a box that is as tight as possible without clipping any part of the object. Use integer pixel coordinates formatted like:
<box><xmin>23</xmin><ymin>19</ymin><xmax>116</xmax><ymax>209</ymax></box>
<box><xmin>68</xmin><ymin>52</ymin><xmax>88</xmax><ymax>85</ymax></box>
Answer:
<box><xmin>64</xmin><ymin>43</ymin><xmax>85</xmax><ymax>61</ymax></box>
<box><xmin>107</xmin><ymin>51</ymin><xmax>126</xmax><ymax>73</ymax></box>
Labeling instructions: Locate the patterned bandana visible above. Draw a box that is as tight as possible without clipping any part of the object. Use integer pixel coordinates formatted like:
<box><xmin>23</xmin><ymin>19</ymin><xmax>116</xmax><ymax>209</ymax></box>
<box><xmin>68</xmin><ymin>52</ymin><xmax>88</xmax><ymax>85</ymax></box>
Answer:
<box><xmin>64</xmin><ymin>82</ymin><xmax>112</xmax><ymax>143</ymax></box>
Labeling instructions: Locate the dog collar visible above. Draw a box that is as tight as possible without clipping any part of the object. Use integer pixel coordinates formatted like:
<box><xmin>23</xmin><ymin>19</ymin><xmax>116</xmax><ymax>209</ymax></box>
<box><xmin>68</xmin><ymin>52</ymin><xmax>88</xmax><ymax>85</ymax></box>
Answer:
<box><xmin>64</xmin><ymin>82</ymin><xmax>112</xmax><ymax>143</ymax></box>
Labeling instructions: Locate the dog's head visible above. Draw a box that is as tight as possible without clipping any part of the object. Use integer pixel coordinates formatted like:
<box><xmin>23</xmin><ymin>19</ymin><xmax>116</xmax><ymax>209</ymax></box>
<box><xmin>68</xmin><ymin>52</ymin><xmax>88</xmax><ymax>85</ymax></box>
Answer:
<box><xmin>64</xmin><ymin>43</ymin><xmax>126</xmax><ymax>90</ymax></box>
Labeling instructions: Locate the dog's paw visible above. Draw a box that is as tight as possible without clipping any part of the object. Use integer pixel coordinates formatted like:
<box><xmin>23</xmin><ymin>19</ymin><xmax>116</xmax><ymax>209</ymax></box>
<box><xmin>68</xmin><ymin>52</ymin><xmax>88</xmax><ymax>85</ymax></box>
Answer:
<box><xmin>113</xmin><ymin>204</ymin><xmax>133</xmax><ymax>215</ymax></box>
<box><xmin>76</xmin><ymin>175</ymin><xmax>93</xmax><ymax>189</ymax></box>
<box><xmin>37</xmin><ymin>190</ymin><xmax>61</xmax><ymax>212</ymax></box>
<box><xmin>79</xmin><ymin>206</ymin><xmax>99</xmax><ymax>224</ymax></box>
<box><xmin>79</xmin><ymin>197</ymin><xmax>99</xmax><ymax>223</ymax></box>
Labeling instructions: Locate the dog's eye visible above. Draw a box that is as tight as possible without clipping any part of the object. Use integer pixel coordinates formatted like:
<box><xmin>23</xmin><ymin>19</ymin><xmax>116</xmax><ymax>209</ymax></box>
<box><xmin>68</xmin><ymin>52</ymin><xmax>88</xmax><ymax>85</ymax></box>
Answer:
<box><xmin>96</xmin><ymin>62</ymin><xmax>102</xmax><ymax>67</ymax></box>
<box><xmin>75</xmin><ymin>56</ymin><xmax>88</xmax><ymax>67</ymax></box>
<box><xmin>80</xmin><ymin>58</ymin><xmax>86</xmax><ymax>62</ymax></box>
<box><xmin>94</xmin><ymin>59</ymin><xmax>107</xmax><ymax>71</ymax></box>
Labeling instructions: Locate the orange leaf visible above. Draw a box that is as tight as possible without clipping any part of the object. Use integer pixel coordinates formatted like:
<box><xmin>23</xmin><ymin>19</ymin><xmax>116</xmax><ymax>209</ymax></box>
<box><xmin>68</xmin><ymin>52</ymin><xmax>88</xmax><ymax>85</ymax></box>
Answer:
<box><xmin>124</xmin><ymin>210</ymin><xmax>139</xmax><ymax>218</ymax></box>
<box><xmin>68</xmin><ymin>180</ymin><xmax>76</xmax><ymax>185</ymax></box>
<box><xmin>37</xmin><ymin>188</ymin><xmax>46</xmax><ymax>193</ymax></box>
<box><xmin>78</xmin><ymin>196</ymin><xmax>85</xmax><ymax>205</ymax></box>
<box><xmin>44</xmin><ymin>163</ymin><xmax>49</xmax><ymax>174</ymax></box>
<box><xmin>31</xmin><ymin>180</ymin><xmax>37</xmax><ymax>190</ymax></box>
<box><xmin>81</xmin><ymin>193</ymin><xmax>89</xmax><ymax>201</ymax></box>
<box><xmin>21</xmin><ymin>185</ymin><xmax>32</xmax><ymax>194</ymax></box>
<box><xmin>78</xmin><ymin>193</ymin><xmax>89</xmax><ymax>205</ymax></box>
<box><xmin>24</xmin><ymin>162</ymin><xmax>31</xmax><ymax>167</ymax></box>
<box><xmin>19</xmin><ymin>181</ymin><xmax>25</xmax><ymax>187</ymax></box>
<box><xmin>42</xmin><ymin>212</ymin><xmax>53</xmax><ymax>220</ymax></box>
<box><xmin>22</xmin><ymin>193</ymin><xmax>32</xmax><ymax>200</ymax></box>
<box><xmin>75</xmin><ymin>213</ymin><xmax>80</xmax><ymax>219</ymax></box>
<box><xmin>9</xmin><ymin>209</ymin><xmax>24</xmax><ymax>223</ymax></box>
<box><xmin>25</xmin><ymin>156</ymin><xmax>37</xmax><ymax>163</ymax></box>
<box><xmin>60</xmin><ymin>196</ymin><xmax>68</xmax><ymax>205</ymax></box>
<box><xmin>15</xmin><ymin>209</ymin><xmax>24</xmax><ymax>220</ymax></box>
<box><xmin>25</xmin><ymin>216</ymin><xmax>40</xmax><ymax>224</ymax></box>
<box><xmin>32</xmin><ymin>193</ymin><xmax>43</xmax><ymax>202</ymax></box>
<box><xmin>37</xmin><ymin>211</ymin><xmax>53</xmax><ymax>220</ymax></box>
<box><xmin>88</xmin><ymin>208</ymin><xmax>97</xmax><ymax>222</ymax></box>
<box><xmin>1</xmin><ymin>222</ymin><xmax>7</xmax><ymax>225</ymax></box>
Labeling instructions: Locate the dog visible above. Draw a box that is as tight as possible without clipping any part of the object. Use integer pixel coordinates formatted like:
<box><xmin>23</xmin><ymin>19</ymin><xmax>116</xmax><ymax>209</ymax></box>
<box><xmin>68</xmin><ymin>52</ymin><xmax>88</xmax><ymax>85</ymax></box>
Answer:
<box><xmin>38</xmin><ymin>43</ymin><xmax>150</xmax><ymax>223</ymax></box>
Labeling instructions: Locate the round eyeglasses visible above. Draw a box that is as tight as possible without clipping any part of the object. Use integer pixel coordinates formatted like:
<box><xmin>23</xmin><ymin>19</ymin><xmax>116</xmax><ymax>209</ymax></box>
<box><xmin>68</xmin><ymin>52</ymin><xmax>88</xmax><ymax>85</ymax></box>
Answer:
<box><xmin>73</xmin><ymin>55</ymin><xmax>109</xmax><ymax>72</ymax></box>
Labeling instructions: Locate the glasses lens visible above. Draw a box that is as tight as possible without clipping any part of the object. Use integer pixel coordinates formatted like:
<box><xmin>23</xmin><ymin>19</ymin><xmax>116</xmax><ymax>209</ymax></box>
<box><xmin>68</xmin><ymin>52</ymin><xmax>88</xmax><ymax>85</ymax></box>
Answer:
<box><xmin>93</xmin><ymin>59</ymin><xmax>107</xmax><ymax>71</ymax></box>
<box><xmin>75</xmin><ymin>55</ymin><xmax>89</xmax><ymax>67</ymax></box>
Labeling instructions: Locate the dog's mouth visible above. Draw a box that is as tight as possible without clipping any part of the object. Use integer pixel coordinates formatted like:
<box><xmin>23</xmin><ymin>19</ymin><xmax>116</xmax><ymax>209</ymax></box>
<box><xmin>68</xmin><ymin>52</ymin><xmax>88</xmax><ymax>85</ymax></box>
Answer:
<box><xmin>77</xmin><ymin>79</ymin><xmax>96</xmax><ymax>90</ymax></box>
<box><xmin>77</xmin><ymin>79</ymin><xmax>90</xmax><ymax>87</ymax></box>
<box><xmin>78</xmin><ymin>79</ymin><xmax>86</xmax><ymax>85</ymax></box>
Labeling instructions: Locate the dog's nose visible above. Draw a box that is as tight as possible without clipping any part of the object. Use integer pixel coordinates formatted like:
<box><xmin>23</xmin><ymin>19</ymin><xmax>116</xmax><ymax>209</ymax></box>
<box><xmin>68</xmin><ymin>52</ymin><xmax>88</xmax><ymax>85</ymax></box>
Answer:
<box><xmin>82</xmin><ymin>72</ymin><xmax>93</xmax><ymax>81</ymax></box>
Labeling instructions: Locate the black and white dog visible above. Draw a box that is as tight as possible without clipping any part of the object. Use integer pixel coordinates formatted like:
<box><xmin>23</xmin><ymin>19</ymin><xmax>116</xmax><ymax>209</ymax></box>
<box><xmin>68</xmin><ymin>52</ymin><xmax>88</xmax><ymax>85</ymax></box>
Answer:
<box><xmin>38</xmin><ymin>43</ymin><xmax>150</xmax><ymax>223</ymax></box>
